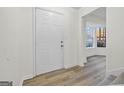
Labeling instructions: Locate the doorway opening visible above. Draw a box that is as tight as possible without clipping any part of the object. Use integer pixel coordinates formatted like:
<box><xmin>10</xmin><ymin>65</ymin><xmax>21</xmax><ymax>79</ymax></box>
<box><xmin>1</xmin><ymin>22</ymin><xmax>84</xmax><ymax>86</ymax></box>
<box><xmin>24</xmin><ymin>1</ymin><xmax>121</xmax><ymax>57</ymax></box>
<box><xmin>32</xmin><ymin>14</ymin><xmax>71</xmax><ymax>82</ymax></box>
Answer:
<box><xmin>82</xmin><ymin>7</ymin><xmax>106</xmax><ymax>83</ymax></box>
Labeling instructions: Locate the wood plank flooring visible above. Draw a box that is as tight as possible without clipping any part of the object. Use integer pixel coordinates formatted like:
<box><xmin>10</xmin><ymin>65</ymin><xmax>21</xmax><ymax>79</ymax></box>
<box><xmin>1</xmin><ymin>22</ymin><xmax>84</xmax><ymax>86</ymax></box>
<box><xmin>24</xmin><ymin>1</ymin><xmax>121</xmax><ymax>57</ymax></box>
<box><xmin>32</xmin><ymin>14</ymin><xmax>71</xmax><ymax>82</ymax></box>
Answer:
<box><xmin>23</xmin><ymin>55</ymin><xmax>106</xmax><ymax>86</ymax></box>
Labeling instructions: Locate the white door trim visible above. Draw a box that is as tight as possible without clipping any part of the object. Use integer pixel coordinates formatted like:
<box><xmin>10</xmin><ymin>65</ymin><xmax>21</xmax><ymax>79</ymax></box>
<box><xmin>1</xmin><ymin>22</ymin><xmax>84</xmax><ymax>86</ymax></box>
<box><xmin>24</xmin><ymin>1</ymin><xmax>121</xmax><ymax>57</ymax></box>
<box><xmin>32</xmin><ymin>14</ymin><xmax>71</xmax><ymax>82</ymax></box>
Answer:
<box><xmin>32</xmin><ymin>7</ymin><xmax>65</xmax><ymax>77</ymax></box>
<box><xmin>32</xmin><ymin>7</ymin><xmax>36</xmax><ymax>77</ymax></box>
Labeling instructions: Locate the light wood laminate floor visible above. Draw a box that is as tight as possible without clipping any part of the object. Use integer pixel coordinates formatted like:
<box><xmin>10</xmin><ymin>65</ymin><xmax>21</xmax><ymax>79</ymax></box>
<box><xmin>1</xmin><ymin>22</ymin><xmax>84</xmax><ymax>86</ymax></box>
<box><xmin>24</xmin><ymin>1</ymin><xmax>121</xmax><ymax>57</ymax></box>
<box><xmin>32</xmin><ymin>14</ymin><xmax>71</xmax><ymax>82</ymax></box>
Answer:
<box><xmin>23</xmin><ymin>55</ymin><xmax>106</xmax><ymax>86</ymax></box>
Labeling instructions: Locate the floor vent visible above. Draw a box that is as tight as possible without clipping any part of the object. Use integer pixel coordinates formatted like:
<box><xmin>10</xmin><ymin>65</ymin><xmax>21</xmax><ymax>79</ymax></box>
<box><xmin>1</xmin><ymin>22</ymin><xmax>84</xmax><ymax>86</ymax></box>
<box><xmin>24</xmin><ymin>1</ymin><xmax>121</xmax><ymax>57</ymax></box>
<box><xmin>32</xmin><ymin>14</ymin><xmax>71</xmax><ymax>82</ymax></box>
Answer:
<box><xmin>0</xmin><ymin>81</ymin><xmax>13</xmax><ymax>86</ymax></box>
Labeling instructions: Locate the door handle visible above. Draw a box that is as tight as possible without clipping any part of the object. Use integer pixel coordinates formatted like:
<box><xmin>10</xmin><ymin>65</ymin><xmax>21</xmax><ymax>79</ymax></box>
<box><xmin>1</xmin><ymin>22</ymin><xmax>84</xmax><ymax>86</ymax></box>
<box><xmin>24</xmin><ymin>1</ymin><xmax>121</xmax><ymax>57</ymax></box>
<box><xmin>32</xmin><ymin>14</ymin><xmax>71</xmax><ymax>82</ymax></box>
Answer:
<box><xmin>61</xmin><ymin>41</ymin><xmax>63</xmax><ymax>43</ymax></box>
<box><xmin>61</xmin><ymin>45</ymin><xmax>64</xmax><ymax>47</ymax></box>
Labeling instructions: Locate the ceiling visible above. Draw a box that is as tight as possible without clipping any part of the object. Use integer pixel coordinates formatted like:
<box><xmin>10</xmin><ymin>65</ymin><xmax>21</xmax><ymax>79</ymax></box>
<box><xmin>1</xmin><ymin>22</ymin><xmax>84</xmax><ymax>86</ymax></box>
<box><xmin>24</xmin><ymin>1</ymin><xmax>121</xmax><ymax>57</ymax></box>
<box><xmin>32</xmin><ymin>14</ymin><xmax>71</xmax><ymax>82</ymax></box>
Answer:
<box><xmin>90</xmin><ymin>8</ymin><xmax>106</xmax><ymax>20</ymax></box>
<box><xmin>71</xmin><ymin>7</ymin><xmax>106</xmax><ymax>20</ymax></box>
<box><xmin>72</xmin><ymin>7</ymin><xmax>106</xmax><ymax>20</ymax></box>
<box><xmin>72</xmin><ymin>7</ymin><xmax>81</xmax><ymax>10</ymax></box>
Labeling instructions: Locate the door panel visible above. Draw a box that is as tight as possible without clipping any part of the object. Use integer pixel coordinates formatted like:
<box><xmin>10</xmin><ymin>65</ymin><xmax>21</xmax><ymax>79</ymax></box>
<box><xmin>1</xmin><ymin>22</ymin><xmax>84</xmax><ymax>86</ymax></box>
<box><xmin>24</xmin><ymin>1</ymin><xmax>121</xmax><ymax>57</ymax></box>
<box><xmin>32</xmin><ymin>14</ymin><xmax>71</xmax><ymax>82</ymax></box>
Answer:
<box><xmin>36</xmin><ymin>8</ymin><xmax>64</xmax><ymax>75</ymax></box>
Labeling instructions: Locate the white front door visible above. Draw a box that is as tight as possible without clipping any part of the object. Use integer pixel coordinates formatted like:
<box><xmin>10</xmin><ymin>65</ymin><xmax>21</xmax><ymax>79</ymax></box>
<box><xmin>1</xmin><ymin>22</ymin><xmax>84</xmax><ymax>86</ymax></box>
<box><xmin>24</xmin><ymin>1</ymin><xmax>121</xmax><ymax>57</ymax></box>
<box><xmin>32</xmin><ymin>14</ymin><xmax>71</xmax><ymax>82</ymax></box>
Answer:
<box><xmin>36</xmin><ymin>8</ymin><xmax>64</xmax><ymax>75</ymax></box>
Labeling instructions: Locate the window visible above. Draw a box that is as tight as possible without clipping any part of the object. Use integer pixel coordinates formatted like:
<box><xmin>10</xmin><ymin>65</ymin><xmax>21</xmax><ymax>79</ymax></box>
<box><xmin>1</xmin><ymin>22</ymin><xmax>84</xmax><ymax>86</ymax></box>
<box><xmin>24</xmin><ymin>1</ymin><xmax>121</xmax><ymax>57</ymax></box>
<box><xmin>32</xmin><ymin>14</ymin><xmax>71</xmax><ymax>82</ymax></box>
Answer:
<box><xmin>96</xmin><ymin>27</ymin><xmax>106</xmax><ymax>47</ymax></box>
<box><xmin>86</xmin><ymin>26</ymin><xmax>95</xmax><ymax>48</ymax></box>
<box><xmin>85</xmin><ymin>22</ymin><xmax>106</xmax><ymax>48</ymax></box>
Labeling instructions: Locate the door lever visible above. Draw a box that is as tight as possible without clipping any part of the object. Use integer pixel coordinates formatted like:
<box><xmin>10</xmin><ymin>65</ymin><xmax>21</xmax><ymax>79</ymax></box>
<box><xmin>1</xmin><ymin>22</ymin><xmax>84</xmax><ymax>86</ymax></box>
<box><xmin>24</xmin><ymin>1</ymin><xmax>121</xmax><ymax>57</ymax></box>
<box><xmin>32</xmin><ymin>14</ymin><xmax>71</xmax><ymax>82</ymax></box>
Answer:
<box><xmin>61</xmin><ymin>41</ymin><xmax>63</xmax><ymax>43</ymax></box>
<box><xmin>61</xmin><ymin>45</ymin><xmax>64</xmax><ymax>47</ymax></box>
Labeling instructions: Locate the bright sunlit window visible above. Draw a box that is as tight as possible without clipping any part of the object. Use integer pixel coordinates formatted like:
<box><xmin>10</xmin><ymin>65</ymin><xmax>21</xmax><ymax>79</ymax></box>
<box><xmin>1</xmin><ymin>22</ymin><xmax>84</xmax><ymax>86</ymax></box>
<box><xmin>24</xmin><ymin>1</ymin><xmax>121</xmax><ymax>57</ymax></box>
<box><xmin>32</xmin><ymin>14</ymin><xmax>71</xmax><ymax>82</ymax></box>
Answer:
<box><xmin>85</xmin><ymin>22</ymin><xmax>106</xmax><ymax>48</ymax></box>
<box><xmin>96</xmin><ymin>27</ymin><xmax>106</xmax><ymax>47</ymax></box>
<box><xmin>86</xmin><ymin>26</ymin><xmax>95</xmax><ymax>48</ymax></box>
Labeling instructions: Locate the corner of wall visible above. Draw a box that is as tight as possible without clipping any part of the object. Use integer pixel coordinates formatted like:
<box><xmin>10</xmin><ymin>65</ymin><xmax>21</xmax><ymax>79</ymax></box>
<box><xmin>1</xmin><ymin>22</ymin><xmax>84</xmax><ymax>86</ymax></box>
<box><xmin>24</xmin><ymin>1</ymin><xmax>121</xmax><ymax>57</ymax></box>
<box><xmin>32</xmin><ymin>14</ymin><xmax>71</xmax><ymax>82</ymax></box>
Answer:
<box><xmin>19</xmin><ymin>74</ymin><xmax>34</xmax><ymax>86</ymax></box>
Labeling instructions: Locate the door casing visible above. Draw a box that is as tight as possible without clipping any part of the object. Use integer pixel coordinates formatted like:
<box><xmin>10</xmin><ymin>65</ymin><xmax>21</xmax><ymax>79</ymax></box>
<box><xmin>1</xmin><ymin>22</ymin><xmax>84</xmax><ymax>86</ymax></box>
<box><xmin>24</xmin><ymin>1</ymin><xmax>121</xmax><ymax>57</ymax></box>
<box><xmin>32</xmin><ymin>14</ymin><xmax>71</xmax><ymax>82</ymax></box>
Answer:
<box><xmin>32</xmin><ymin>7</ymin><xmax>65</xmax><ymax>77</ymax></box>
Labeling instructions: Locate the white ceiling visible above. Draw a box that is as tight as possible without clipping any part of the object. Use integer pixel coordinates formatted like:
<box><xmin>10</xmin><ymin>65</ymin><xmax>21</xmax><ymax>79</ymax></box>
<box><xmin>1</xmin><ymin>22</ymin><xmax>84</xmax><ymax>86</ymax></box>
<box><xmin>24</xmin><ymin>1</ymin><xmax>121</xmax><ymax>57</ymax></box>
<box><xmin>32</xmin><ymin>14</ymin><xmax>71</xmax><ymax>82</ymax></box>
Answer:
<box><xmin>91</xmin><ymin>8</ymin><xmax>106</xmax><ymax>20</ymax></box>
<box><xmin>72</xmin><ymin>7</ymin><xmax>106</xmax><ymax>20</ymax></box>
<box><xmin>72</xmin><ymin>7</ymin><xmax>81</xmax><ymax>10</ymax></box>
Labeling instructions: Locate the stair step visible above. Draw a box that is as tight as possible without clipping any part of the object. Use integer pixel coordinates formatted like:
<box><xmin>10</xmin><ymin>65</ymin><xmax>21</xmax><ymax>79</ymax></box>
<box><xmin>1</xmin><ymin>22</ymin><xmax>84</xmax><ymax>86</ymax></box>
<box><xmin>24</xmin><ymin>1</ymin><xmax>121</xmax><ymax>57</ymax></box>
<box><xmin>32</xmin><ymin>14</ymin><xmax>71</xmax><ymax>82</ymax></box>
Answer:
<box><xmin>97</xmin><ymin>75</ymin><xmax>117</xmax><ymax>86</ymax></box>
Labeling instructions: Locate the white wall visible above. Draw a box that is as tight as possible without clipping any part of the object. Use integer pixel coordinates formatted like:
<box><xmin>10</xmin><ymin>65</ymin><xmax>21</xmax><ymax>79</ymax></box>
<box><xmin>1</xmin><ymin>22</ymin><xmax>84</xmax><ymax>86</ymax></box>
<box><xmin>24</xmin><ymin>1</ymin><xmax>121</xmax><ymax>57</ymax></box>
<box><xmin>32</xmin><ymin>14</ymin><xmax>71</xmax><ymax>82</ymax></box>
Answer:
<box><xmin>106</xmin><ymin>8</ymin><xmax>124</xmax><ymax>72</ymax></box>
<box><xmin>0</xmin><ymin>8</ymin><xmax>33</xmax><ymax>85</ymax></box>
<box><xmin>64</xmin><ymin>8</ymin><xmax>79</xmax><ymax>68</ymax></box>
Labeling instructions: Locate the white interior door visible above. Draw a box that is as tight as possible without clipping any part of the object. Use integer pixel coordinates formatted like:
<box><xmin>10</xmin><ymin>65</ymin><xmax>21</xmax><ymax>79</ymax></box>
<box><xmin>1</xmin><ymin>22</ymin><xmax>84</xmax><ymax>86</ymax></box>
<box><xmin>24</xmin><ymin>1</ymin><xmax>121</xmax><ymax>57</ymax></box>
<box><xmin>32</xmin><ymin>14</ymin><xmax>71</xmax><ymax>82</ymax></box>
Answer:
<box><xmin>36</xmin><ymin>8</ymin><xmax>64</xmax><ymax>75</ymax></box>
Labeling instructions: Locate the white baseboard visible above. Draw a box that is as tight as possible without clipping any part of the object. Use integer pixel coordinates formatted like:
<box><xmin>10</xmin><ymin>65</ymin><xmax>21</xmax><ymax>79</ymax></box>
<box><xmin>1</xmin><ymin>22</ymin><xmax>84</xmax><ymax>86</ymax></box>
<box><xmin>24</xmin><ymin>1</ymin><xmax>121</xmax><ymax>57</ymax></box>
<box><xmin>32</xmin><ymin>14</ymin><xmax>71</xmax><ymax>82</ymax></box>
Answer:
<box><xmin>64</xmin><ymin>64</ymin><xmax>76</xmax><ymax>69</ymax></box>
<box><xmin>78</xmin><ymin>63</ymin><xmax>85</xmax><ymax>67</ymax></box>
<box><xmin>106</xmin><ymin>67</ymin><xmax>124</xmax><ymax>76</ymax></box>
<box><xmin>19</xmin><ymin>74</ymin><xmax>34</xmax><ymax>86</ymax></box>
<box><xmin>23</xmin><ymin>74</ymin><xmax>33</xmax><ymax>80</ymax></box>
<box><xmin>19</xmin><ymin>78</ymin><xmax>24</xmax><ymax>86</ymax></box>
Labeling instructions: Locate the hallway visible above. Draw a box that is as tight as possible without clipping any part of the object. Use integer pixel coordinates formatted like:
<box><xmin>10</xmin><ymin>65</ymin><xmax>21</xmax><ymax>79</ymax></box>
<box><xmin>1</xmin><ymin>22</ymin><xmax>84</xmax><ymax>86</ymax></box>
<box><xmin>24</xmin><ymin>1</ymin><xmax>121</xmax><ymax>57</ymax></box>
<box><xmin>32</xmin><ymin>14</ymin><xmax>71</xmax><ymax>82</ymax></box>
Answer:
<box><xmin>1</xmin><ymin>7</ymin><xmax>124</xmax><ymax>86</ymax></box>
<box><xmin>0</xmin><ymin>1</ymin><xmax>124</xmax><ymax>93</ymax></box>
<box><xmin>23</xmin><ymin>55</ymin><xmax>106</xmax><ymax>86</ymax></box>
